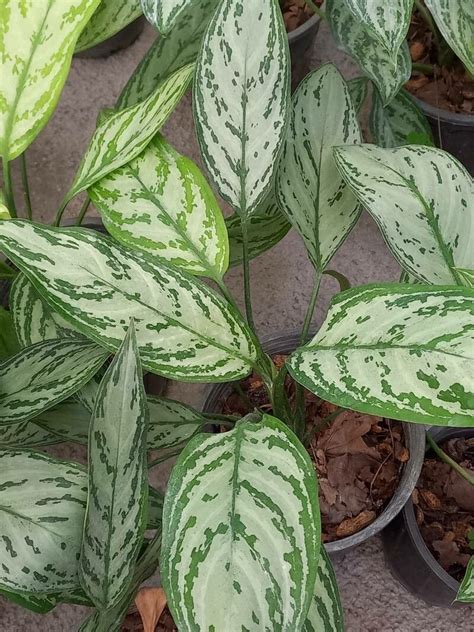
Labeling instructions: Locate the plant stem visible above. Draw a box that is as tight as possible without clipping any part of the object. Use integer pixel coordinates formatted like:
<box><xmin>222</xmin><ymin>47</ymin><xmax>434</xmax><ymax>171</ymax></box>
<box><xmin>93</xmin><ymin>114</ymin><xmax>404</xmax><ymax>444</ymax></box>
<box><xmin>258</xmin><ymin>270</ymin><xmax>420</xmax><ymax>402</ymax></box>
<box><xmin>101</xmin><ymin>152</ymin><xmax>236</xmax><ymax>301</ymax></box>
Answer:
<box><xmin>2</xmin><ymin>158</ymin><xmax>17</xmax><ymax>218</ymax></box>
<box><xmin>215</xmin><ymin>277</ymin><xmax>240</xmax><ymax>313</ymax></box>
<box><xmin>19</xmin><ymin>153</ymin><xmax>33</xmax><ymax>220</ymax></box>
<box><xmin>241</xmin><ymin>216</ymin><xmax>256</xmax><ymax>332</ymax></box>
<box><xmin>305</xmin><ymin>0</ymin><xmax>326</xmax><ymax>20</ymax></box>
<box><xmin>426</xmin><ymin>433</ymin><xmax>474</xmax><ymax>486</ymax></box>
<box><xmin>53</xmin><ymin>197</ymin><xmax>70</xmax><ymax>226</ymax></box>
<box><xmin>412</xmin><ymin>62</ymin><xmax>435</xmax><ymax>75</ymax></box>
<box><xmin>75</xmin><ymin>197</ymin><xmax>91</xmax><ymax>226</ymax></box>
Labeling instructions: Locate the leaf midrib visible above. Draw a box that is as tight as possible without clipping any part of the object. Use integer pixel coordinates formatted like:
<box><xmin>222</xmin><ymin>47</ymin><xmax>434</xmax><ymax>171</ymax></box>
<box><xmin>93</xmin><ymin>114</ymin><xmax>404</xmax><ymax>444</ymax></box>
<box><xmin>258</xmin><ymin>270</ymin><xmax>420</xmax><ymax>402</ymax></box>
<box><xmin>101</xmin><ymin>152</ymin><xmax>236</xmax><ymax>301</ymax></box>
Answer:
<box><xmin>305</xmin><ymin>342</ymin><xmax>470</xmax><ymax>359</ymax></box>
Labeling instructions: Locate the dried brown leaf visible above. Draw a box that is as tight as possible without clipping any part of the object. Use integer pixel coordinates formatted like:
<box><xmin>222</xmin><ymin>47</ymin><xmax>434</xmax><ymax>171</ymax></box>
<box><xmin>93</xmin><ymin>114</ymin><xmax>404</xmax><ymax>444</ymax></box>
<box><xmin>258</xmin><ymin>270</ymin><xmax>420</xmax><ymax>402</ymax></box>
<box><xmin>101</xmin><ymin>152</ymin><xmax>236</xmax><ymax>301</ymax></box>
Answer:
<box><xmin>135</xmin><ymin>587</ymin><xmax>167</xmax><ymax>632</ymax></box>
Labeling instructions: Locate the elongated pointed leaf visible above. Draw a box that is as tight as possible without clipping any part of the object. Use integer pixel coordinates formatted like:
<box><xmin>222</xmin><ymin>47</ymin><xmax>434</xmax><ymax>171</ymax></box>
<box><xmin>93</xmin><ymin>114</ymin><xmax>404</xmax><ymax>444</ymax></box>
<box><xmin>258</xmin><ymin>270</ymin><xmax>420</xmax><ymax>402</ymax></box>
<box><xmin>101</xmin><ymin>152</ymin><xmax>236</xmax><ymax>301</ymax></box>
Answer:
<box><xmin>0</xmin><ymin>221</ymin><xmax>257</xmax><ymax>381</ymax></box>
<box><xmin>457</xmin><ymin>556</ymin><xmax>474</xmax><ymax>602</ymax></box>
<box><xmin>0</xmin><ymin>338</ymin><xmax>108</xmax><ymax>425</ymax></box>
<box><xmin>146</xmin><ymin>396</ymin><xmax>206</xmax><ymax>452</ymax></box>
<box><xmin>161</xmin><ymin>413</ymin><xmax>320</xmax><ymax>632</ymax></box>
<box><xmin>226</xmin><ymin>196</ymin><xmax>291</xmax><ymax>267</ymax></box>
<box><xmin>194</xmin><ymin>0</ymin><xmax>290</xmax><ymax>216</ymax></box>
<box><xmin>455</xmin><ymin>268</ymin><xmax>474</xmax><ymax>288</ymax></box>
<box><xmin>33</xmin><ymin>400</ymin><xmax>91</xmax><ymax>445</ymax></box>
<box><xmin>90</xmin><ymin>135</ymin><xmax>229</xmax><ymax>279</ymax></box>
<box><xmin>76</xmin><ymin>0</ymin><xmax>142</xmax><ymax>52</ymax></box>
<box><xmin>141</xmin><ymin>0</ymin><xmax>192</xmax><ymax>33</ymax></box>
<box><xmin>65</xmin><ymin>64</ymin><xmax>193</xmax><ymax>202</ymax></box>
<box><xmin>370</xmin><ymin>89</ymin><xmax>434</xmax><ymax>147</ymax></box>
<box><xmin>327</xmin><ymin>0</ymin><xmax>411</xmax><ymax>105</ymax></box>
<box><xmin>0</xmin><ymin>306</ymin><xmax>20</xmax><ymax>360</ymax></box>
<box><xmin>147</xmin><ymin>487</ymin><xmax>164</xmax><ymax>529</ymax></box>
<box><xmin>344</xmin><ymin>0</ymin><xmax>413</xmax><ymax>59</ymax></box>
<box><xmin>425</xmin><ymin>0</ymin><xmax>474</xmax><ymax>74</ymax></box>
<box><xmin>80</xmin><ymin>322</ymin><xmax>148</xmax><ymax>609</ymax></box>
<box><xmin>288</xmin><ymin>284</ymin><xmax>474</xmax><ymax>427</ymax></box>
<box><xmin>303</xmin><ymin>547</ymin><xmax>344</xmax><ymax>632</ymax></box>
<box><xmin>276</xmin><ymin>65</ymin><xmax>361</xmax><ymax>272</ymax></box>
<box><xmin>0</xmin><ymin>0</ymin><xmax>100</xmax><ymax>160</ymax></box>
<box><xmin>333</xmin><ymin>145</ymin><xmax>473</xmax><ymax>285</ymax></box>
<box><xmin>347</xmin><ymin>77</ymin><xmax>369</xmax><ymax>114</ymax></box>
<box><xmin>0</xmin><ymin>421</ymin><xmax>60</xmax><ymax>448</ymax></box>
<box><xmin>0</xmin><ymin>450</ymin><xmax>87</xmax><ymax>593</ymax></box>
<box><xmin>118</xmin><ymin>0</ymin><xmax>219</xmax><ymax>109</ymax></box>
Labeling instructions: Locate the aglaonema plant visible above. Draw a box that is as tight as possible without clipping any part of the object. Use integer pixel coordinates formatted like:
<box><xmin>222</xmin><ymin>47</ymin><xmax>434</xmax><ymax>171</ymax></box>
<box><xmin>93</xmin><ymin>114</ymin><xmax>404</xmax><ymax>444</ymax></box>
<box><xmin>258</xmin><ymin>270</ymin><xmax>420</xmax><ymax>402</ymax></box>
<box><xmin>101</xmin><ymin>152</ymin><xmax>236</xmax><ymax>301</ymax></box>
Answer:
<box><xmin>0</xmin><ymin>0</ymin><xmax>473</xmax><ymax>630</ymax></box>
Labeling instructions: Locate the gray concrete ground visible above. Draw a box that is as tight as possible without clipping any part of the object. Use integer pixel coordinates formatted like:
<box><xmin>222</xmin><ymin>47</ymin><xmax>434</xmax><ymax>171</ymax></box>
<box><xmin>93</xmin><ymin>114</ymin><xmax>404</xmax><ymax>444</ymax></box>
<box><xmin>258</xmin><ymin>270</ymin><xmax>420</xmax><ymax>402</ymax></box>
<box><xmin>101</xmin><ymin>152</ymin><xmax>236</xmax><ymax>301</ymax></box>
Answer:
<box><xmin>1</xmin><ymin>19</ymin><xmax>472</xmax><ymax>632</ymax></box>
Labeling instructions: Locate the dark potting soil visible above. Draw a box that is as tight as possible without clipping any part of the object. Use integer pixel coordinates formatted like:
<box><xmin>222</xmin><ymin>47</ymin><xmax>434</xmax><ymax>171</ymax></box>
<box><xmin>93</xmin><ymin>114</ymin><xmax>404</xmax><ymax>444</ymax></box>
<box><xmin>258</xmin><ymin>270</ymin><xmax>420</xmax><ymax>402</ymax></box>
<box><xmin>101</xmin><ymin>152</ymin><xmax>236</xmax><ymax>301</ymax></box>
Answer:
<box><xmin>279</xmin><ymin>0</ymin><xmax>322</xmax><ymax>32</ymax></box>
<box><xmin>405</xmin><ymin>9</ymin><xmax>474</xmax><ymax>114</ymax></box>
<box><xmin>122</xmin><ymin>606</ymin><xmax>177</xmax><ymax>632</ymax></box>
<box><xmin>412</xmin><ymin>437</ymin><xmax>474</xmax><ymax>582</ymax></box>
<box><xmin>221</xmin><ymin>355</ymin><xmax>409</xmax><ymax>542</ymax></box>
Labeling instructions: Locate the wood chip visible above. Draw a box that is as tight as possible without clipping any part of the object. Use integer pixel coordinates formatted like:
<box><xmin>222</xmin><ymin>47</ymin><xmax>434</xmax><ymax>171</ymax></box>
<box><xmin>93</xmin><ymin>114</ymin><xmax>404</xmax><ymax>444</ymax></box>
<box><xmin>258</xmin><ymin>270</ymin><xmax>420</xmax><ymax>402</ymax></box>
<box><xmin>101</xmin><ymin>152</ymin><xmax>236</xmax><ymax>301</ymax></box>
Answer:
<box><xmin>335</xmin><ymin>510</ymin><xmax>376</xmax><ymax>538</ymax></box>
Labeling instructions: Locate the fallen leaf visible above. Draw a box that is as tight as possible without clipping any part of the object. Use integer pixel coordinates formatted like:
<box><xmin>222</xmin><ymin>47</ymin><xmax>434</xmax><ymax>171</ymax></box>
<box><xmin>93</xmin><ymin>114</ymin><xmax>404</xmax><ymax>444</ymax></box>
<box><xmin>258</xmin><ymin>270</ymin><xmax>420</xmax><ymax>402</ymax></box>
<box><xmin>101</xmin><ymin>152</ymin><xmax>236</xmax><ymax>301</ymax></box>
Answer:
<box><xmin>335</xmin><ymin>510</ymin><xmax>376</xmax><ymax>538</ymax></box>
<box><xmin>135</xmin><ymin>587</ymin><xmax>167</xmax><ymax>632</ymax></box>
<box><xmin>317</xmin><ymin>411</ymin><xmax>381</xmax><ymax>459</ymax></box>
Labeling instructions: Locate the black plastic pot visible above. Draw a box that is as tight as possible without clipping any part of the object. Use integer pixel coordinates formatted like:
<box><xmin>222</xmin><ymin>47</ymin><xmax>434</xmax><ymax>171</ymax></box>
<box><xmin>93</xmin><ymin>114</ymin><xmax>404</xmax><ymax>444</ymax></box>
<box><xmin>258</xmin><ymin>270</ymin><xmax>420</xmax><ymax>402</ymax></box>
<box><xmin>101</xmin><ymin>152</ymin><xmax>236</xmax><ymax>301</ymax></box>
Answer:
<box><xmin>287</xmin><ymin>14</ymin><xmax>321</xmax><ymax>89</ymax></box>
<box><xmin>201</xmin><ymin>330</ymin><xmax>425</xmax><ymax>556</ymax></box>
<box><xmin>382</xmin><ymin>427</ymin><xmax>473</xmax><ymax>607</ymax></box>
<box><xmin>413</xmin><ymin>95</ymin><xmax>474</xmax><ymax>175</ymax></box>
<box><xmin>75</xmin><ymin>17</ymin><xmax>146</xmax><ymax>59</ymax></box>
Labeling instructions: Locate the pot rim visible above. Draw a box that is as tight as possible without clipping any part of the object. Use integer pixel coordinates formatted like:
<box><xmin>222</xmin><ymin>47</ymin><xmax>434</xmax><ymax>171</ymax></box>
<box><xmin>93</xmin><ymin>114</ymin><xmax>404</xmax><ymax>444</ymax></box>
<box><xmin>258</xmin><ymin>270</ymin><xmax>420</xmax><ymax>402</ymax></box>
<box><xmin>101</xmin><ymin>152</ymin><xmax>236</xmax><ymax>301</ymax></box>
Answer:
<box><xmin>411</xmin><ymin>93</ymin><xmax>474</xmax><ymax>126</ymax></box>
<box><xmin>201</xmin><ymin>329</ymin><xmax>426</xmax><ymax>554</ymax></box>
<box><xmin>287</xmin><ymin>13</ymin><xmax>320</xmax><ymax>44</ymax></box>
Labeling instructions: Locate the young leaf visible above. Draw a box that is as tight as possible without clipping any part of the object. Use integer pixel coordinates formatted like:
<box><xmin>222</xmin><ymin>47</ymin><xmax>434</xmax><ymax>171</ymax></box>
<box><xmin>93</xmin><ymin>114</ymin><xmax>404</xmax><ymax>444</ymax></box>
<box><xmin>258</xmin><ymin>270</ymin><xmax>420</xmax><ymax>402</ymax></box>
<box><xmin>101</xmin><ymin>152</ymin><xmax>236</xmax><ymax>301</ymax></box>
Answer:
<box><xmin>194</xmin><ymin>0</ymin><xmax>290</xmax><ymax>216</ymax></box>
<box><xmin>276</xmin><ymin>64</ymin><xmax>361</xmax><ymax>272</ymax></box>
<box><xmin>65</xmin><ymin>64</ymin><xmax>193</xmax><ymax>202</ymax></box>
<box><xmin>0</xmin><ymin>450</ymin><xmax>87</xmax><ymax>593</ymax></box>
<box><xmin>118</xmin><ymin>0</ymin><xmax>219</xmax><ymax>108</ymax></box>
<box><xmin>425</xmin><ymin>0</ymin><xmax>474</xmax><ymax>74</ymax></box>
<box><xmin>0</xmin><ymin>306</ymin><xmax>20</xmax><ymax>360</ymax></box>
<box><xmin>303</xmin><ymin>547</ymin><xmax>344</xmax><ymax>632</ymax></box>
<box><xmin>347</xmin><ymin>77</ymin><xmax>369</xmax><ymax>114</ymax></box>
<box><xmin>0</xmin><ymin>338</ymin><xmax>108</xmax><ymax>425</ymax></box>
<box><xmin>344</xmin><ymin>0</ymin><xmax>413</xmax><ymax>60</ymax></box>
<box><xmin>457</xmin><ymin>556</ymin><xmax>474</xmax><ymax>603</ymax></box>
<box><xmin>0</xmin><ymin>0</ymin><xmax>101</xmax><ymax>160</ymax></box>
<box><xmin>89</xmin><ymin>134</ymin><xmax>229</xmax><ymax>279</ymax></box>
<box><xmin>288</xmin><ymin>284</ymin><xmax>474</xmax><ymax>427</ymax></box>
<box><xmin>327</xmin><ymin>0</ymin><xmax>411</xmax><ymax>105</ymax></box>
<box><xmin>141</xmin><ymin>0</ymin><xmax>193</xmax><ymax>33</ymax></box>
<box><xmin>369</xmin><ymin>89</ymin><xmax>434</xmax><ymax>147</ymax></box>
<box><xmin>0</xmin><ymin>421</ymin><xmax>60</xmax><ymax>448</ymax></box>
<box><xmin>161</xmin><ymin>413</ymin><xmax>321</xmax><ymax>632</ymax></box>
<box><xmin>0</xmin><ymin>221</ymin><xmax>257</xmax><ymax>381</ymax></box>
<box><xmin>79</xmin><ymin>321</ymin><xmax>149</xmax><ymax>609</ymax></box>
<box><xmin>75</xmin><ymin>0</ymin><xmax>142</xmax><ymax>52</ymax></box>
<box><xmin>226</xmin><ymin>196</ymin><xmax>291</xmax><ymax>267</ymax></box>
<box><xmin>333</xmin><ymin>145</ymin><xmax>473</xmax><ymax>285</ymax></box>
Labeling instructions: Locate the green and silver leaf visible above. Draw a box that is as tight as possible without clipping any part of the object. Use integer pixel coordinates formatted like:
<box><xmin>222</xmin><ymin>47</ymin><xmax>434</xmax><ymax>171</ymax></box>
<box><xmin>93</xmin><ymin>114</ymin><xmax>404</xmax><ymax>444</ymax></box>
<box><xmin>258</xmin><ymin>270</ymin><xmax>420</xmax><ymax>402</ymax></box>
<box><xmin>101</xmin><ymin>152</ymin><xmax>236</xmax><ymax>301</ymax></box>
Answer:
<box><xmin>194</xmin><ymin>0</ymin><xmax>290</xmax><ymax>216</ymax></box>
<box><xmin>76</xmin><ymin>0</ymin><xmax>142</xmax><ymax>52</ymax></box>
<box><xmin>65</xmin><ymin>64</ymin><xmax>193</xmax><ymax>202</ymax></box>
<box><xmin>141</xmin><ymin>0</ymin><xmax>192</xmax><ymax>33</ymax></box>
<box><xmin>80</xmin><ymin>321</ymin><xmax>148</xmax><ymax>609</ymax></box>
<box><xmin>344</xmin><ymin>0</ymin><xmax>413</xmax><ymax>59</ymax></box>
<box><xmin>0</xmin><ymin>221</ymin><xmax>257</xmax><ymax>381</ymax></box>
<box><xmin>288</xmin><ymin>283</ymin><xmax>474</xmax><ymax>427</ymax></box>
<box><xmin>457</xmin><ymin>556</ymin><xmax>474</xmax><ymax>603</ymax></box>
<box><xmin>327</xmin><ymin>0</ymin><xmax>411</xmax><ymax>105</ymax></box>
<box><xmin>0</xmin><ymin>421</ymin><xmax>60</xmax><ymax>448</ymax></box>
<box><xmin>370</xmin><ymin>89</ymin><xmax>434</xmax><ymax>147</ymax></box>
<box><xmin>146</xmin><ymin>396</ymin><xmax>206</xmax><ymax>453</ymax></box>
<box><xmin>455</xmin><ymin>268</ymin><xmax>474</xmax><ymax>288</ymax></box>
<box><xmin>0</xmin><ymin>0</ymin><xmax>100</xmax><ymax>160</ymax></box>
<box><xmin>33</xmin><ymin>400</ymin><xmax>91</xmax><ymax>445</ymax></box>
<box><xmin>89</xmin><ymin>134</ymin><xmax>228</xmax><ymax>279</ymax></box>
<box><xmin>161</xmin><ymin>413</ymin><xmax>320</xmax><ymax>632</ymax></box>
<box><xmin>0</xmin><ymin>306</ymin><xmax>20</xmax><ymax>360</ymax></box>
<box><xmin>0</xmin><ymin>338</ymin><xmax>108</xmax><ymax>425</ymax></box>
<box><xmin>303</xmin><ymin>547</ymin><xmax>344</xmax><ymax>632</ymax></box>
<box><xmin>425</xmin><ymin>0</ymin><xmax>474</xmax><ymax>74</ymax></box>
<box><xmin>334</xmin><ymin>144</ymin><xmax>473</xmax><ymax>285</ymax></box>
<box><xmin>347</xmin><ymin>77</ymin><xmax>369</xmax><ymax>114</ymax></box>
<box><xmin>0</xmin><ymin>450</ymin><xmax>87</xmax><ymax>593</ymax></box>
<box><xmin>276</xmin><ymin>64</ymin><xmax>361</xmax><ymax>272</ymax></box>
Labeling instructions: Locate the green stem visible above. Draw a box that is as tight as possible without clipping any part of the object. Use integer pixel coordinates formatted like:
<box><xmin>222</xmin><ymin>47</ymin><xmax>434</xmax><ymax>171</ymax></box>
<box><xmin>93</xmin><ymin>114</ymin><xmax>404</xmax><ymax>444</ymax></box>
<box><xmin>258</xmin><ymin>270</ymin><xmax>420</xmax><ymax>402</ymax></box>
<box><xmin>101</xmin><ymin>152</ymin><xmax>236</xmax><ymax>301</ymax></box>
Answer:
<box><xmin>53</xmin><ymin>197</ymin><xmax>70</xmax><ymax>226</ymax></box>
<box><xmin>305</xmin><ymin>0</ymin><xmax>326</xmax><ymax>20</ymax></box>
<box><xmin>2</xmin><ymin>158</ymin><xmax>17</xmax><ymax>218</ymax></box>
<box><xmin>426</xmin><ymin>433</ymin><xmax>474</xmax><ymax>486</ymax></box>
<box><xmin>412</xmin><ymin>62</ymin><xmax>435</xmax><ymax>75</ymax></box>
<box><xmin>19</xmin><ymin>153</ymin><xmax>33</xmax><ymax>220</ymax></box>
<box><xmin>241</xmin><ymin>216</ymin><xmax>256</xmax><ymax>332</ymax></box>
<box><xmin>215</xmin><ymin>277</ymin><xmax>241</xmax><ymax>314</ymax></box>
<box><xmin>75</xmin><ymin>197</ymin><xmax>91</xmax><ymax>226</ymax></box>
<box><xmin>414</xmin><ymin>0</ymin><xmax>442</xmax><ymax>62</ymax></box>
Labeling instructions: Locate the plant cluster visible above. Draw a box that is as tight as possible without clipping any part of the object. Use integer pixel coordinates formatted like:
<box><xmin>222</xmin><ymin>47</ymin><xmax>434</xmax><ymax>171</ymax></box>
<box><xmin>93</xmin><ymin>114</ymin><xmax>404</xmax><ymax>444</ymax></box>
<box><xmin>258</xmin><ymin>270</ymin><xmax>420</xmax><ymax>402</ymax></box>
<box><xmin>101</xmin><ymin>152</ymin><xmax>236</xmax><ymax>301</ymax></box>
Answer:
<box><xmin>0</xmin><ymin>0</ymin><xmax>473</xmax><ymax>630</ymax></box>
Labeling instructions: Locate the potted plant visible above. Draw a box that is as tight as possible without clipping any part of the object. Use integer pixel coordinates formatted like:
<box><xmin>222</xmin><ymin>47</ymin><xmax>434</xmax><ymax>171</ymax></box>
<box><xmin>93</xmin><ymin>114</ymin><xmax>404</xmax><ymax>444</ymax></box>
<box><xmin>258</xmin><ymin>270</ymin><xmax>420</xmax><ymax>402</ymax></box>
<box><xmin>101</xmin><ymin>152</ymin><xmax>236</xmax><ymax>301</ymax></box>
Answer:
<box><xmin>0</xmin><ymin>0</ymin><xmax>472</xmax><ymax>630</ymax></box>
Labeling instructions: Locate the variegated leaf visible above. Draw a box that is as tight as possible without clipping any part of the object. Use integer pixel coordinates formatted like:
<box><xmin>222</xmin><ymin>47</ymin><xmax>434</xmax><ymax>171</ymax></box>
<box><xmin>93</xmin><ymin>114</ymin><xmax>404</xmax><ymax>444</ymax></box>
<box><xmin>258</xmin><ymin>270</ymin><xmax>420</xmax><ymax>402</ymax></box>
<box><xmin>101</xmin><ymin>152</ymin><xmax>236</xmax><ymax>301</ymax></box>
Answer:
<box><xmin>161</xmin><ymin>413</ymin><xmax>320</xmax><ymax>632</ymax></box>
<box><xmin>0</xmin><ymin>422</ymin><xmax>60</xmax><ymax>448</ymax></box>
<box><xmin>226</xmin><ymin>195</ymin><xmax>291</xmax><ymax>267</ymax></box>
<box><xmin>333</xmin><ymin>144</ymin><xmax>473</xmax><ymax>285</ymax></box>
<box><xmin>276</xmin><ymin>64</ymin><xmax>361</xmax><ymax>272</ymax></box>
<box><xmin>0</xmin><ymin>450</ymin><xmax>87</xmax><ymax>593</ymax></box>
<box><xmin>288</xmin><ymin>284</ymin><xmax>474</xmax><ymax>427</ymax></box>
<box><xmin>370</xmin><ymin>89</ymin><xmax>434</xmax><ymax>147</ymax></box>
<box><xmin>0</xmin><ymin>0</ymin><xmax>100</xmax><ymax>160</ymax></box>
<box><xmin>327</xmin><ymin>0</ymin><xmax>411</xmax><ymax>105</ymax></box>
<box><xmin>89</xmin><ymin>134</ymin><xmax>229</xmax><ymax>279</ymax></box>
<box><xmin>65</xmin><ymin>64</ymin><xmax>193</xmax><ymax>202</ymax></box>
<box><xmin>0</xmin><ymin>306</ymin><xmax>20</xmax><ymax>360</ymax></box>
<box><xmin>146</xmin><ymin>396</ymin><xmax>206</xmax><ymax>452</ymax></box>
<box><xmin>141</xmin><ymin>0</ymin><xmax>192</xmax><ymax>33</ymax></box>
<box><xmin>80</xmin><ymin>321</ymin><xmax>148</xmax><ymax>609</ymax></box>
<box><xmin>344</xmin><ymin>0</ymin><xmax>413</xmax><ymax>59</ymax></box>
<box><xmin>10</xmin><ymin>273</ymin><xmax>78</xmax><ymax>347</ymax></box>
<box><xmin>455</xmin><ymin>268</ymin><xmax>474</xmax><ymax>288</ymax></box>
<box><xmin>147</xmin><ymin>487</ymin><xmax>164</xmax><ymax>529</ymax></box>
<box><xmin>76</xmin><ymin>0</ymin><xmax>142</xmax><ymax>52</ymax></box>
<box><xmin>33</xmin><ymin>400</ymin><xmax>91</xmax><ymax>445</ymax></box>
<box><xmin>347</xmin><ymin>77</ymin><xmax>369</xmax><ymax>114</ymax></box>
<box><xmin>0</xmin><ymin>338</ymin><xmax>108</xmax><ymax>425</ymax></box>
<box><xmin>194</xmin><ymin>0</ymin><xmax>290</xmax><ymax>216</ymax></box>
<box><xmin>425</xmin><ymin>0</ymin><xmax>474</xmax><ymax>74</ymax></box>
<box><xmin>457</xmin><ymin>556</ymin><xmax>474</xmax><ymax>603</ymax></box>
<box><xmin>303</xmin><ymin>547</ymin><xmax>344</xmax><ymax>632</ymax></box>
<box><xmin>118</xmin><ymin>0</ymin><xmax>219</xmax><ymax>108</ymax></box>
<box><xmin>0</xmin><ymin>221</ymin><xmax>257</xmax><ymax>381</ymax></box>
